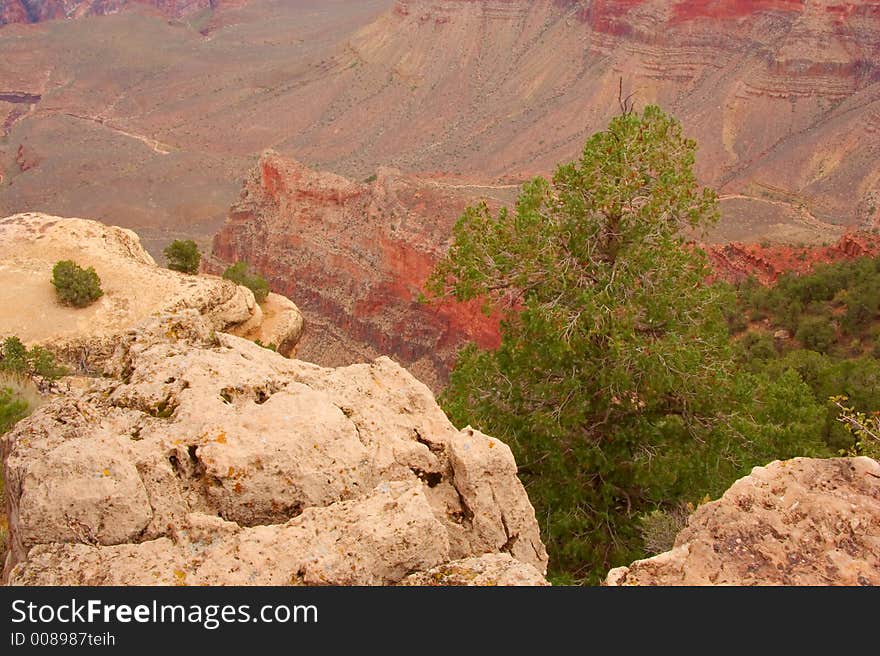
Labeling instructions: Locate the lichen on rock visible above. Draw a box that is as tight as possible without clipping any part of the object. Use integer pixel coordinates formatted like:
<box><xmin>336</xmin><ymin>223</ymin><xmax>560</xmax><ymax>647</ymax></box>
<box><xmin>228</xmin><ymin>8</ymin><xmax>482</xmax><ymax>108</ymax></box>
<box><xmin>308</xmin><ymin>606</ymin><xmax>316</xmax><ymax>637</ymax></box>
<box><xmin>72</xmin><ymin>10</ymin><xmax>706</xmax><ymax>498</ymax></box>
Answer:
<box><xmin>1</xmin><ymin>306</ymin><xmax>548</xmax><ymax>585</ymax></box>
<box><xmin>606</xmin><ymin>457</ymin><xmax>880</xmax><ymax>586</ymax></box>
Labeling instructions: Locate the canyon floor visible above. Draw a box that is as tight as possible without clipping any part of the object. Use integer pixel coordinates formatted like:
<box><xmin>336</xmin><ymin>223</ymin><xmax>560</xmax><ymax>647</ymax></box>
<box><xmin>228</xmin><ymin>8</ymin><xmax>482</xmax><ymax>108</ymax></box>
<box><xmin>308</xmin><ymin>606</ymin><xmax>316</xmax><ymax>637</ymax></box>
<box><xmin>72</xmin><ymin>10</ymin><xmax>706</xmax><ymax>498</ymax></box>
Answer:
<box><xmin>2</xmin><ymin>0</ymin><xmax>879</xmax><ymax>261</ymax></box>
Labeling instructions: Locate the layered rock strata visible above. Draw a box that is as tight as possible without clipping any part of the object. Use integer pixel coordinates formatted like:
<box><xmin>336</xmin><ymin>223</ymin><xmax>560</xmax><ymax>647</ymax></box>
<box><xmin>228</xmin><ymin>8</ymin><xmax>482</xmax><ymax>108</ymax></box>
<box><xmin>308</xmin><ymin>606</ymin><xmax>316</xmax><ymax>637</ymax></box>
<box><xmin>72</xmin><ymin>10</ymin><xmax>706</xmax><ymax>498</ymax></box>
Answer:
<box><xmin>210</xmin><ymin>151</ymin><xmax>504</xmax><ymax>389</ymax></box>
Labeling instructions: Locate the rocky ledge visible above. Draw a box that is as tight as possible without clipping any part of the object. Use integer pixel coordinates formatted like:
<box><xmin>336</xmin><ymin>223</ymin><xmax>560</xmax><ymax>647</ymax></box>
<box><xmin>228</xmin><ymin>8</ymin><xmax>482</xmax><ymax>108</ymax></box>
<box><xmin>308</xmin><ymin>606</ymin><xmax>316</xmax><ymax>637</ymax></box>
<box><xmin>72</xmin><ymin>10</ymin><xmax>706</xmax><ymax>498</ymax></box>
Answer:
<box><xmin>1</xmin><ymin>306</ymin><xmax>547</xmax><ymax>584</ymax></box>
<box><xmin>606</xmin><ymin>457</ymin><xmax>880</xmax><ymax>586</ymax></box>
<box><xmin>0</xmin><ymin>212</ymin><xmax>303</xmax><ymax>368</ymax></box>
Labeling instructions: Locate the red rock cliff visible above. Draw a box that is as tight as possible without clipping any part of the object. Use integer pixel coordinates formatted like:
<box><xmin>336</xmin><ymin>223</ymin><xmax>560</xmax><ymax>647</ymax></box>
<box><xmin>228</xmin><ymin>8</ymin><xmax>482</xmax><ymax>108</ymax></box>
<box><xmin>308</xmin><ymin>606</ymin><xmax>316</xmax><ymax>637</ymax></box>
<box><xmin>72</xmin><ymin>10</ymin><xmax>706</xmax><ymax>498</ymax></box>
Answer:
<box><xmin>704</xmin><ymin>233</ymin><xmax>880</xmax><ymax>285</ymax></box>
<box><xmin>211</xmin><ymin>151</ymin><xmax>503</xmax><ymax>389</ymax></box>
<box><xmin>210</xmin><ymin>157</ymin><xmax>879</xmax><ymax>388</ymax></box>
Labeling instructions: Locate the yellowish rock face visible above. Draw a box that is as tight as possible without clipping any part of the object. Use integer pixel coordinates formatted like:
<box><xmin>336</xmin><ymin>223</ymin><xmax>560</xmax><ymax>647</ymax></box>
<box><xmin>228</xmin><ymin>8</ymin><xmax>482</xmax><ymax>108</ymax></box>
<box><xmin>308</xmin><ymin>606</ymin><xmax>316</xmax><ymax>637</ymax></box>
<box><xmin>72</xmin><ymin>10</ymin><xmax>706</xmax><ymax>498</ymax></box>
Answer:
<box><xmin>0</xmin><ymin>212</ymin><xmax>302</xmax><ymax>367</ymax></box>
<box><xmin>607</xmin><ymin>457</ymin><xmax>880</xmax><ymax>586</ymax></box>
<box><xmin>2</xmin><ymin>309</ymin><xmax>548</xmax><ymax>585</ymax></box>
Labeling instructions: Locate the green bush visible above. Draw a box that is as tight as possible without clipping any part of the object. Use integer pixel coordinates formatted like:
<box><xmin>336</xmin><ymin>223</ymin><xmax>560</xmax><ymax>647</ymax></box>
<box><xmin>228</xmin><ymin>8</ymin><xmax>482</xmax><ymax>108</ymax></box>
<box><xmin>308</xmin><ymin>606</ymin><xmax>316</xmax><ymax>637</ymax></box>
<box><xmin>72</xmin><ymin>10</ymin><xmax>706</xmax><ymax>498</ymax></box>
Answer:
<box><xmin>0</xmin><ymin>336</ymin><xmax>28</xmax><ymax>375</ymax></box>
<box><xmin>843</xmin><ymin>280</ymin><xmax>880</xmax><ymax>335</ymax></box>
<box><xmin>222</xmin><ymin>261</ymin><xmax>270</xmax><ymax>303</ymax></box>
<box><xmin>0</xmin><ymin>386</ymin><xmax>28</xmax><ymax>435</ymax></box>
<box><xmin>164</xmin><ymin>239</ymin><xmax>201</xmax><ymax>274</ymax></box>
<box><xmin>0</xmin><ymin>378</ymin><xmax>35</xmax><ymax>567</ymax></box>
<box><xmin>0</xmin><ymin>337</ymin><xmax>67</xmax><ymax>381</ymax></box>
<box><xmin>795</xmin><ymin>316</ymin><xmax>836</xmax><ymax>353</ymax></box>
<box><xmin>739</xmin><ymin>331</ymin><xmax>776</xmax><ymax>361</ymax></box>
<box><xmin>51</xmin><ymin>260</ymin><xmax>103</xmax><ymax>308</ymax></box>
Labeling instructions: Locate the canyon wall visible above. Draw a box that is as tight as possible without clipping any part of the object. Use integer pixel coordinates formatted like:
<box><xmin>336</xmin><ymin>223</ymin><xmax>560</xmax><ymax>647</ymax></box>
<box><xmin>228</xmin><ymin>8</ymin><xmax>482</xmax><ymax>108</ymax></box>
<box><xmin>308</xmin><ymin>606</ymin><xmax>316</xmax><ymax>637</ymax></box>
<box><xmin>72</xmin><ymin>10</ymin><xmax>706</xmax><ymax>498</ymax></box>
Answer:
<box><xmin>704</xmin><ymin>232</ymin><xmax>880</xmax><ymax>285</ymax></box>
<box><xmin>210</xmin><ymin>151</ymin><xmax>505</xmax><ymax>389</ymax></box>
<box><xmin>0</xmin><ymin>0</ymin><xmax>223</xmax><ymax>25</ymax></box>
<box><xmin>338</xmin><ymin>0</ymin><xmax>880</xmax><ymax>232</ymax></box>
<box><xmin>211</xmin><ymin>152</ymin><xmax>880</xmax><ymax>387</ymax></box>
<box><xmin>1</xmin><ymin>0</ymin><xmax>878</xmax><ymax>246</ymax></box>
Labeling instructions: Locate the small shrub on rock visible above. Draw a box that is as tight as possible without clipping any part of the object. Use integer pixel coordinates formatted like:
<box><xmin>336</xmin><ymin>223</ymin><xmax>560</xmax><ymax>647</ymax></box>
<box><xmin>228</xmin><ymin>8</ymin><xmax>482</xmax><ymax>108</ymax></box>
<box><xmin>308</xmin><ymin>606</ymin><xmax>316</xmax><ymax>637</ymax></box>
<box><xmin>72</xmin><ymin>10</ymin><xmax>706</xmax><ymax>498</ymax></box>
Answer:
<box><xmin>51</xmin><ymin>260</ymin><xmax>103</xmax><ymax>308</ymax></box>
<box><xmin>639</xmin><ymin>505</ymin><xmax>691</xmax><ymax>556</ymax></box>
<box><xmin>164</xmin><ymin>239</ymin><xmax>201</xmax><ymax>274</ymax></box>
<box><xmin>222</xmin><ymin>261</ymin><xmax>270</xmax><ymax>303</ymax></box>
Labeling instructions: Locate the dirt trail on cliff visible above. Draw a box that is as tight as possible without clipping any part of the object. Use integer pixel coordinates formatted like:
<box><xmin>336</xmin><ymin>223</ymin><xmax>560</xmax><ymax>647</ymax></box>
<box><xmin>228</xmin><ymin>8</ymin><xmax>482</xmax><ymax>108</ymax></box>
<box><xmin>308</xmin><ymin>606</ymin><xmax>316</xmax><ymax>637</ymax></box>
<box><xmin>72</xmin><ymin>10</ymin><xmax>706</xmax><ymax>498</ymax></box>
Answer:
<box><xmin>61</xmin><ymin>112</ymin><xmax>173</xmax><ymax>155</ymax></box>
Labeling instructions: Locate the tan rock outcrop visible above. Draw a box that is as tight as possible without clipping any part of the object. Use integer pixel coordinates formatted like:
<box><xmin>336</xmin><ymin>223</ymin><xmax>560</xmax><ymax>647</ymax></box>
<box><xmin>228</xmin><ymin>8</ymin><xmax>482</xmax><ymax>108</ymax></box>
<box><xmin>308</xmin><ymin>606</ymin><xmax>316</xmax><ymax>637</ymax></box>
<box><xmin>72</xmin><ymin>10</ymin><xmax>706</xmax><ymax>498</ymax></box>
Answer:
<box><xmin>11</xmin><ymin>484</ymin><xmax>448</xmax><ymax>586</ymax></box>
<box><xmin>0</xmin><ymin>212</ymin><xmax>303</xmax><ymax>370</ymax></box>
<box><xmin>399</xmin><ymin>554</ymin><xmax>549</xmax><ymax>587</ymax></box>
<box><xmin>2</xmin><ymin>309</ymin><xmax>548</xmax><ymax>585</ymax></box>
<box><xmin>226</xmin><ymin>292</ymin><xmax>304</xmax><ymax>358</ymax></box>
<box><xmin>606</xmin><ymin>457</ymin><xmax>880</xmax><ymax>586</ymax></box>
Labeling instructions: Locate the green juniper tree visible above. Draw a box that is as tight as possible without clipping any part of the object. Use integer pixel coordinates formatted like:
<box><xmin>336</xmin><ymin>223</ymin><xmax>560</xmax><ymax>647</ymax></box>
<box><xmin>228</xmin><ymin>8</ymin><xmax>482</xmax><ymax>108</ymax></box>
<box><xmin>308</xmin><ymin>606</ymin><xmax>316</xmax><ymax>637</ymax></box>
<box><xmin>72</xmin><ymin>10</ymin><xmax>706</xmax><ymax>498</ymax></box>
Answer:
<box><xmin>164</xmin><ymin>239</ymin><xmax>202</xmax><ymax>274</ymax></box>
<box><xmin>51</xmin><ymin>260</ymin><xmax>103</xmax><ymax>308</ymax></box>
<box><xmin>222</xmin><ymin>261</ymin><xmax>270</xmax><ymax>303</ymax></box>
<box><xmin>426</xmin><ymin>105</ymin><xmax>828</xmax><ymax>582</ymax></box>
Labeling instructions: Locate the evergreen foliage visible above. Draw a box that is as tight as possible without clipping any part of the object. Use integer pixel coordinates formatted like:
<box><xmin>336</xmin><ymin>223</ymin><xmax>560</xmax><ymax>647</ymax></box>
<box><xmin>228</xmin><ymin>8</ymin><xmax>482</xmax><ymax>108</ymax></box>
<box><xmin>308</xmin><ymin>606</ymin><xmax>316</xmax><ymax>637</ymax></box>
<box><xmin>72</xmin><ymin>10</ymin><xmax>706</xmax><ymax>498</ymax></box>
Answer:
<box><xmin>51</xmin><ymin>260</ymin><xmax>103</xmax><ymax>308</ymax></box>
<box><xmin>0</xmin><ymin>337</ymin><xmax>67</xmax><ymax>381</ymax></box>
<box><xmin>164</xmin><ymin>239</ymin><xmax>201</xmax><ymax>274</ymax></box>
<box><xmin>426</xmin><ymin>106</ymin><xmax>832</xmax><ymax>582</ymax></box>
<box><xmin>222</xmin><ymin>261</ymin><xmax>270</xmax><ymax>303</ymax></box>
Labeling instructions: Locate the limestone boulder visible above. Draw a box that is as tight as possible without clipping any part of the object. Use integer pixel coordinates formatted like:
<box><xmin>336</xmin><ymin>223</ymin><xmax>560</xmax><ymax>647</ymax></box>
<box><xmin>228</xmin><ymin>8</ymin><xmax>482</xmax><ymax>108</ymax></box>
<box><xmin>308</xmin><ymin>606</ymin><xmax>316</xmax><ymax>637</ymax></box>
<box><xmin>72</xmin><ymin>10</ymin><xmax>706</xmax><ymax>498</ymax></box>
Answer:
<box><xmin>226</xmin><ymin>292</ymin><xmax>304</xmax><ymax>357</ymax></box>
<box><xmin>11</xmin><ymin>483</ymin><xmax>449</xmax><ymax>586</ymax></box>
<box><xmin>606</xmin><ymin>457</ymin><xmax>880</xmax><ymax>586</ymax></box>
<box><xmin>399</xmin><ymin>554</ymin><xmax>550</xmax><ymax>587</ymax></box>
<box><xmin>2</xmin><ymin>310</ymin><xmax>548</xmax><ymax>585</ymax></box>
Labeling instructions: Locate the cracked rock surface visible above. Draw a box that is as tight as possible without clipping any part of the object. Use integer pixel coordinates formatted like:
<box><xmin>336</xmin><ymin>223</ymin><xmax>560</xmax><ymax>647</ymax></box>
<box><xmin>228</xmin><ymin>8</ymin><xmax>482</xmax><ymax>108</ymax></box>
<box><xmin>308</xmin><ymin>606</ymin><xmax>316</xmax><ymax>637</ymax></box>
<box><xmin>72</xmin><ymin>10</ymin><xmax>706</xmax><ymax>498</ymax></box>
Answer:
<box><xmin>2</xmin><ymin>310</ymin><xmax>548</xmax><ymax>585</ymax></box>
<box><xmin>606</xmin><ymin>457</ymin><xmax>880</xmax><ymax>586</ymax></box>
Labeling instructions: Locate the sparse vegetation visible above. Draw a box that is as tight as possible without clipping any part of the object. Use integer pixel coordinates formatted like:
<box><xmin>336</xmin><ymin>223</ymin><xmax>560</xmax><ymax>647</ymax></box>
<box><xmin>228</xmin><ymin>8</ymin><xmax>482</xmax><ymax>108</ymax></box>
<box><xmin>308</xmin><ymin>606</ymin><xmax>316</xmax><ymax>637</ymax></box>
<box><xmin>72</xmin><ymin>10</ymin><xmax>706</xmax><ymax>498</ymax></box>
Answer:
<box><xmin>0</xmin><ymin>373</ymin><xmax>42</xmax><ymax>565</ymax></box>
<box><xmin>223</xmin><ymin>261</ymin><xmax>270</xmax><ymax>303</ymax></box>
<box><xmin>164</xmin><ymin>239</ymin><xmax>201</xmax><ymax>274</ymax></box>
<box><xmin>1</xmin><ymin>337</ymin><xmax>67</xmax><ymax>381</ymax></box>
<box><xmin>0</xmin><ymin>336</ymin><xmax>60</xmax><ymax>563</ymax></box>
<box><xmin>831</xmin><ymin>395</ymin><xmax>880</xmax><ymax>460</ymax></box>
<box><xmin>51</xmin><ymin>260</ymin><xmax>103</xmax><ymax>308</ymax></box>
<box><xmin>728</xmin><ymin>257</ymin><xmax>880</xmax><ymax>455</ymax></box>
<box><xmin>0</xmin><ymin>379</ymin><xmax>32</xmax><ymax>434</ymax></box>
<box><xmin>796</xmin><ymin>316</ymin><xmax>836</xmax><ymax>354</ymax></box>
<box><xmin>639</xmin><ymin>504</ymin><xmax>692</xmax><ymax>555</ymax></box>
